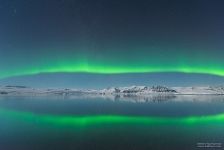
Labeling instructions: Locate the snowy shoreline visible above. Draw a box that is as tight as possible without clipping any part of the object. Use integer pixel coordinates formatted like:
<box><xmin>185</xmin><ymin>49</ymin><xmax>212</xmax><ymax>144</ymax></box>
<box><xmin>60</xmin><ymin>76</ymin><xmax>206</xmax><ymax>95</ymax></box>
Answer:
<box><xmin>0</xmin><ymin>85</ymin><xmax>224</xmax><ymax>103</ymax></box>
<box><xmin>1</xmin><ymin>85</ymin><xmax>224</xmax><ymax>96</ymax></box>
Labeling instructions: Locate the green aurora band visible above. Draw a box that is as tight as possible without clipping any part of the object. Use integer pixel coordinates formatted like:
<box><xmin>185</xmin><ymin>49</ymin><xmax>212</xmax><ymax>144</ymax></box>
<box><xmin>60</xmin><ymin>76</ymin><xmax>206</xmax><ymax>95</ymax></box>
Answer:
<box><xmin>1</xmin><ymin>46</ymin><xmax>224</xmax><ymax>79</ymax></box>
<box><xmin>1</xmin><ymin>58</ymin><xmax>224</xmax><ymax>79</ymax></box>
<box><xmin>1</xmin><ymin>108</ymin><xmax>224</xmax><ymax>126</ymax></box>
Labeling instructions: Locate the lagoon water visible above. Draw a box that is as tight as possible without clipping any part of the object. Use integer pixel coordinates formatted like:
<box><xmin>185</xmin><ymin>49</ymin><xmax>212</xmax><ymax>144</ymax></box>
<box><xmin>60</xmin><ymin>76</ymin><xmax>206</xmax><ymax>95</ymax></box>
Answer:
<box><xmin>0</xmin><ymin>96</ymin><xmax>224</xmax><ymax>150</ymax></box>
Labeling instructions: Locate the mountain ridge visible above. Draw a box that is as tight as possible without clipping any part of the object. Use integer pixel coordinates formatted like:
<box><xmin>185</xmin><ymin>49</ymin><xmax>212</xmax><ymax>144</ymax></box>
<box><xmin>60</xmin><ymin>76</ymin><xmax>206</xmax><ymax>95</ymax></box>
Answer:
<box><xmin>1</xmin><ymin>85</ymin><xmax>224</xmax><ymax>96</ymax></box>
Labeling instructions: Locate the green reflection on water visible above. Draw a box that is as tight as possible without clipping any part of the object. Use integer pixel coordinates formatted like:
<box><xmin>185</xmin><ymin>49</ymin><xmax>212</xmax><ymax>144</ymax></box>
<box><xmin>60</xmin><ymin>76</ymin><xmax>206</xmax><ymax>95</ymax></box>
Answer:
<box><xmin>0</xmin><ymin>108</ymin><xmax>224</xmax><ymax>126</ymax></box>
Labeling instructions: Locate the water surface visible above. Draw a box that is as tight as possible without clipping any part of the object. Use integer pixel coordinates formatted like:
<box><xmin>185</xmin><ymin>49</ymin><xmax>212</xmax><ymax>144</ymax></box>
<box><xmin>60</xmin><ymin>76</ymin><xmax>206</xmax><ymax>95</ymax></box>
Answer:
<box><xmin>0</xmin><ymin>96</ymin><xmax>224</xmax><ymax>150</ymax></box>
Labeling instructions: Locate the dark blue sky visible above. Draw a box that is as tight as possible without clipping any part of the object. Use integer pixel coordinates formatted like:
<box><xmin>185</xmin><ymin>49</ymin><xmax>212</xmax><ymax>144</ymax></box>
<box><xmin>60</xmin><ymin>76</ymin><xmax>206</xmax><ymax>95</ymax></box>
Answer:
<box><xmin>0</xmin><ymin>0</ymin><xmax>224</xmax><ymax>88</ymax></box>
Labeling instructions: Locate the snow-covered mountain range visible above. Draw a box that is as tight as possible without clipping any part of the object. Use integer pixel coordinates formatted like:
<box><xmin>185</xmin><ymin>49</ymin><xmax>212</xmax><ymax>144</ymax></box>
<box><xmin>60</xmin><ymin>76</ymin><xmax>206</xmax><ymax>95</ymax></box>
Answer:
<box><xmin>100</xmin><ymin>86</ymin><xmax>224</xmax><ymax>95</ymax></box>
<box><xmin>1</xmin><ymin>85</ymin><xmax>224</xmax><ymax>96</ymax></box>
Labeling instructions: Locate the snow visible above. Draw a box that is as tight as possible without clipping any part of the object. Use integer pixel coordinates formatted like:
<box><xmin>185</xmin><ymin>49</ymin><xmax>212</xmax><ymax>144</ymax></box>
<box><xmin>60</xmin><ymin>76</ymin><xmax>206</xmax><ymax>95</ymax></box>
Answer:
<box><xmin>173</xmin><ymin>86</ymin><xmax>224</xmax><ymax>95</ymax></box>
<box><xmin>1</xmin><ymin>85</ymin><xmax>224</xmax><ymax>97</ymax></box>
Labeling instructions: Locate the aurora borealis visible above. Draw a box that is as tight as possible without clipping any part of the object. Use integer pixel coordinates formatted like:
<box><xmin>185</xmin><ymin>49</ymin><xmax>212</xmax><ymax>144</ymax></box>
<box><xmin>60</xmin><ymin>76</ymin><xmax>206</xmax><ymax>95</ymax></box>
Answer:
<box><xmin>1</xmin><ymin>1</ymin><xmax>224</xmax><ymax>149</ymax></box>
<box><xmin>1</xmin><ymin>0</ymin><xmax>224</xmax><ymax>86</ymax></box>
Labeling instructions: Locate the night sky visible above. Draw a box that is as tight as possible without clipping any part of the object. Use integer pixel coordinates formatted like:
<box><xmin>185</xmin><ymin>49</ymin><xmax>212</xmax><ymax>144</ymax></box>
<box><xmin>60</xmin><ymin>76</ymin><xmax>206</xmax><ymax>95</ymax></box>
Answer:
<box><xmin>1</xmin><ymin>0</ymin><xmax>224</xmax><ymax>87</ymax></box>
